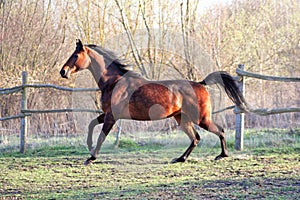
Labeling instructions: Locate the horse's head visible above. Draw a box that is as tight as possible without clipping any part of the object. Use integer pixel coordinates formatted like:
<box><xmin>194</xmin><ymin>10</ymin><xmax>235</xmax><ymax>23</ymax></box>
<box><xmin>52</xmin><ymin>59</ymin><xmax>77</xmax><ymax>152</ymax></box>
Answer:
<box><xmin>60</xmin><ymin>39</ymin><xmax>91</xmax><ymax>79</ymax></box>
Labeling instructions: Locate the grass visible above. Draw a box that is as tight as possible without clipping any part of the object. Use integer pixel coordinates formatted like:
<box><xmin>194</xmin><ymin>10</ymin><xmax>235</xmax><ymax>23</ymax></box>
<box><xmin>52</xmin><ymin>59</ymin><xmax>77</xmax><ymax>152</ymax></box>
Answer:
<box><xmin>0</xmin><ymin>128</ymin><xmax>299</xmax><ymax>199</ymax></box>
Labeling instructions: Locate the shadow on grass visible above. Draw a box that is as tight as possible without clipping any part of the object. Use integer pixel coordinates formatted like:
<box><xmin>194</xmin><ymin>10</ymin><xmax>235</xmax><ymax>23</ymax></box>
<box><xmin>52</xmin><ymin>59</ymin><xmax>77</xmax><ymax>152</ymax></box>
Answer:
<box><xmin>25</xmin><ymin>177</ymin><xmax>299</xmax><ymax>199</ymax></box>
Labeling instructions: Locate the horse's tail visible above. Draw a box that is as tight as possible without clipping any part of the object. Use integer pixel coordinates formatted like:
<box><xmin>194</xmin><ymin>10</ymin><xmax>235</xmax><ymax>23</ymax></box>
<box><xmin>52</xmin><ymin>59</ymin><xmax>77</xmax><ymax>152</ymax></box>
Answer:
<box><xmin>200</xmin><ymin>71</ymin><xmax>249</xmax><ymax>112</ymax></box>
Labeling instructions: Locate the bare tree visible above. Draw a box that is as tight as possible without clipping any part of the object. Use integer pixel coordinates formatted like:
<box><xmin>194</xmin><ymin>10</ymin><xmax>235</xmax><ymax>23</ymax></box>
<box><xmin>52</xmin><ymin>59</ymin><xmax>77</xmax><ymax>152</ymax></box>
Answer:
<box><xmin>114</xmin><ymin>0</ymin><xmax>148</xmax><ymax>77</ymax></box>
<box><xmin>0</xmin><ymin>0</ymin><xmax>69</xmax><ymax>86</ymax></box>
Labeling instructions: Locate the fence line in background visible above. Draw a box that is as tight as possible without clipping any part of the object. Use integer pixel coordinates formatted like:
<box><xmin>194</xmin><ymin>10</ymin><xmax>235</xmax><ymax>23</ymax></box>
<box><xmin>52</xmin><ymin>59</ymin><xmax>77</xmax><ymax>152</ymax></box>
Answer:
<box><xmin>1</xmin><ymin>66</ymin><xmax>300</xmax><ymax>153</ymax></box>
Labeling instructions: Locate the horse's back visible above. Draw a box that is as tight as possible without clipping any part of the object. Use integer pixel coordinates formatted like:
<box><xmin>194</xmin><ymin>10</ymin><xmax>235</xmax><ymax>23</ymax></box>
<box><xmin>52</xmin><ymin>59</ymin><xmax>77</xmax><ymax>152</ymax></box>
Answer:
<box><xmin>107</xmin><ymin>76</ymin><xmax>211</xmax><ymax>123</ymax></box>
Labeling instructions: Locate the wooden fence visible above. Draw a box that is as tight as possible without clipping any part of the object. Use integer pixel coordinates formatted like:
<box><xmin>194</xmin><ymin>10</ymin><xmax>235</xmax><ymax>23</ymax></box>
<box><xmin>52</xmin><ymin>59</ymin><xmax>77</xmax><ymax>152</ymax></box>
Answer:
<box><xmin>234</xmin><ymin>64</ymin><xmax>300</xmax><ymax>150</ymax></box>
<box><xmin>0</xmin><ymin>71</ymin><xmax>102</xmax><ymax>153</ymax></box>
<box><xmin>1</xmin><ymin>67</ymin><xmax>300</xmax><ymax>153</ymax></box>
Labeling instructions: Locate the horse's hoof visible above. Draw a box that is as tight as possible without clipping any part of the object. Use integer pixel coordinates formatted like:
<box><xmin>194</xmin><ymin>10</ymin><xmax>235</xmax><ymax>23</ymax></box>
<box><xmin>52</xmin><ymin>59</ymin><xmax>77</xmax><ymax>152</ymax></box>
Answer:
<box><xmin>84</xmin><ymin>155</ymin><xmax>97</xmax><ymax>166</ymax></box>
<box><xmin>84</xmin><ymin>159</ymin><xmax>93</xmax><ymax>166</ymax></box>
<box><xmin>214</xmin><ymin>154</ymin><xmax>229</xmax><ymax>160</ymax></box>
<box><xmin>171</xmin><ymin>157</ymin><xmax>186</xmax><ymax>164</ymax></box>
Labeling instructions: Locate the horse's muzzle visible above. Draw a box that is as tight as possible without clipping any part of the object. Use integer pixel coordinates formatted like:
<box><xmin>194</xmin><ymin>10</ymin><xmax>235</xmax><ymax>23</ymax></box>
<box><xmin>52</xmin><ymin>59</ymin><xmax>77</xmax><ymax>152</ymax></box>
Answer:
<box><xmin>60</xmin><ymin>69</ymin><xmax>68</xmax><ymax>78</ymax></box>
<box><xmin>60</xmin><ymin>67</ymin><xmax>70</xmax><ymax>79</ymax></box>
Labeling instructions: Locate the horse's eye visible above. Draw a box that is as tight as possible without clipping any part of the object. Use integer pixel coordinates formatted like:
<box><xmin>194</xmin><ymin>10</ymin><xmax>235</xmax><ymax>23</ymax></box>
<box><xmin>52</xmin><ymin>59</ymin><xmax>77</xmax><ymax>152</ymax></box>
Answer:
<box><xmin>74</xmin><ymin>55</ymin><xmax>79</xmax><ymax>59</ymax></box>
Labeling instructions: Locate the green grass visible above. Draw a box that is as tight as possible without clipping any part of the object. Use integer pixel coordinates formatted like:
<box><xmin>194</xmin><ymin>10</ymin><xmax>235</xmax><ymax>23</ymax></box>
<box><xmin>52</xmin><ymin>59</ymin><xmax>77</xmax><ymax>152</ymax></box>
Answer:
<box><xmin>0</xmin><ymin>129</ymin><xmax>299</xmax><ymax>199</ymax></box>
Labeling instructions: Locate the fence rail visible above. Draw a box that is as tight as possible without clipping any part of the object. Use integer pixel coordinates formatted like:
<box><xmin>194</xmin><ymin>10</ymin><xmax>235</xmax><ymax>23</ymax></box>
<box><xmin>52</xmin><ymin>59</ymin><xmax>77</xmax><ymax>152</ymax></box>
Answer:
<box><xmin>0</xmin><ymin>84</ymin><xmax>100</xmax><ymax>95</ymax></box>
<box><xmin>22</xmin><ymin>109</ymin><xmax>103</xmax><ymax>114</ymax></box>
<box><xmin>247</xmin><ymin>107</ymin><xmax>300</xmax><ymax>115</ymax></box>
<box><xmin>1</xmin><ymin>67</ymin><xmax>300</xmax><ymax>153</ymax></box>
<box><xmin>0</xmin><ymin>114</ymin><xmax>30</xmax><ymax>121</ymax></box>
<box><xmin>236</xmin><ymin>68</ymin><xmax>300</xmax><ymax>82</ymax></box>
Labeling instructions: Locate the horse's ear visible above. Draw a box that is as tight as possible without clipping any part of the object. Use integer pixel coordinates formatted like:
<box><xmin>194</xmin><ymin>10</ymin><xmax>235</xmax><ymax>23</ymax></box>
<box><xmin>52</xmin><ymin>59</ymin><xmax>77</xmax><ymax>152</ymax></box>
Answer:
<box><xmin>76</xmin><ymin>39</ymin><xmax>84</xmax><ymax>52</ymax></box>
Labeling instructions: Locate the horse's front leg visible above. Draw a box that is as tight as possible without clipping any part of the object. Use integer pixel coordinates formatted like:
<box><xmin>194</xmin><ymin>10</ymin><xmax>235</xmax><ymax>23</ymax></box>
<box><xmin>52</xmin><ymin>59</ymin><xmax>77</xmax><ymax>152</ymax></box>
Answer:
<box><xmin>87</xmin><ymin>114</ymin><xmax>105</xmax><ymax>151</ymax></box>
<box><xmin>84</xmin><ymin>113</ymin><xmax>115</xmax><ymax>165</ymax></box>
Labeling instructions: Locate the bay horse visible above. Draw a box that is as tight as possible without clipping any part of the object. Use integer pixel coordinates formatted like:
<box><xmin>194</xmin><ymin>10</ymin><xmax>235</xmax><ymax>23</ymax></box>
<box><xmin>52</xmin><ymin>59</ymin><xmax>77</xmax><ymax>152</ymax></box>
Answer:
<box><xmin>60</xmin><ymin>39</ymin><xmax>248</xmax><ymax>165</ymax></box>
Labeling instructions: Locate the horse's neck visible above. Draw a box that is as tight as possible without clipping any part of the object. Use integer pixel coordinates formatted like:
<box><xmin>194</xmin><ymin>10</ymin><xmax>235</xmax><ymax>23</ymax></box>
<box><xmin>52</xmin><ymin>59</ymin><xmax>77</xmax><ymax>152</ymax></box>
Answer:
<box><xmin>87</xmin><ymin>48</ymin><xmax>107</xmax><ymax>86</ymax></box>
<box><xmin>87</xmin><ymin>47</ymin><xmax>124</xmax><ymax>89</ymax></box>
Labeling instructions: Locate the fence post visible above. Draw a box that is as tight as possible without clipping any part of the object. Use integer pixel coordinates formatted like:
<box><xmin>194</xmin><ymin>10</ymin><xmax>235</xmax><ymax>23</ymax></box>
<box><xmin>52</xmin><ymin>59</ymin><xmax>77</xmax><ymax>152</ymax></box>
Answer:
<box><xmin>235</xmin><ymin>64</ymin><xmax>245</xmax><ymax>151</ymax></box>
<box><xmin>20</xmin><ymin>71</ymin><xmax>28</xmax><ymax>153</ymax></box>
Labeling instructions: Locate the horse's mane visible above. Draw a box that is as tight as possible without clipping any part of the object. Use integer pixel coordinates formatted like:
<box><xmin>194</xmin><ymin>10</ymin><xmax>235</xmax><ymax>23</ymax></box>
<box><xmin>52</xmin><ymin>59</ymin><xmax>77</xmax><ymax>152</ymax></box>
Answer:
<box><xmin>86</xmin><ymin>44</ymin><xmax>131</xmax><ymax>74</ymax></box>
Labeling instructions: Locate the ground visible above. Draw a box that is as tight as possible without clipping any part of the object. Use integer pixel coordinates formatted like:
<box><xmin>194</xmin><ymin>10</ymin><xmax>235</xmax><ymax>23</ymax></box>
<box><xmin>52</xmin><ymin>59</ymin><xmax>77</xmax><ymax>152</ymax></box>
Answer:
<box><xmin>0</xmin><ymin>130</ymin><xmax>299</xmax><ymax>199</ymax></box>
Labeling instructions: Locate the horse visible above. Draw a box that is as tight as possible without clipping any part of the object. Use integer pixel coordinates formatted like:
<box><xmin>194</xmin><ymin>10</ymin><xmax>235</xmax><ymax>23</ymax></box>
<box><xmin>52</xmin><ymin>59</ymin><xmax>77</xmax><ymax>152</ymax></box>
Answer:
<box><xmin>60</xmin><ymin>39</ymin><xmax>248</xmax><ymax>165</ymax></box>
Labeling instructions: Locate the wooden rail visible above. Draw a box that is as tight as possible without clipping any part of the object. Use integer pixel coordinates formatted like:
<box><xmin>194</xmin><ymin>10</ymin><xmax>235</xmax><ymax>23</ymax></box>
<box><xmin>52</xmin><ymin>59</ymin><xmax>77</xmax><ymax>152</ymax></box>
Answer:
<box><xmin>0</xmin><ymin>84</ymin><xmax>100</xmax><ymax>94</ymax></box>
<box><xmin>236</xmin><ymin>68</ymin><xmax>300</xmax><ymax>82</ymax></box>
<box><xmin>248</xmin><ymin>107</ymin><xmax>300</xmax><ymax>115</ymax></box>
<box><xmin>22</xmin><ymin>109</ymin><xmax>102</xmax><ymax>114</ymax></box>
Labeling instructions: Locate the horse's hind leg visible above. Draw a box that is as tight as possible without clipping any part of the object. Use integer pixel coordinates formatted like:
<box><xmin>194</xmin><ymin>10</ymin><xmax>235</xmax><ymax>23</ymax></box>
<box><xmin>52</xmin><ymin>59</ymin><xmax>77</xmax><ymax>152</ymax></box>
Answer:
<box><xmin>171</xmin><ymin>115</ymin><xmax>200</xmax><ymax>163</ymax></box>
<box><xmin>200</xmin><ymin>119</ymin><xmax>228</xmax><ymax>160</ymax></box>
<box><xmin>87</xmin><ymin>113</ymin><xmax>105</xmax><ymax>151</ymax></box>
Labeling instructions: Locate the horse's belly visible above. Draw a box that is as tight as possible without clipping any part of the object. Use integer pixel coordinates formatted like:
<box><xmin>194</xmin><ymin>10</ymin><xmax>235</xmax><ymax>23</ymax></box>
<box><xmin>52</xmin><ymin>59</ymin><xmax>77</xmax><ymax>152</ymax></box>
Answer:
<box><xmin>127</xmin><ymin>94</ymin><xmax>181</xmax><ymax>120</ymax></box>
<box><xmin>131</xmin><ymin>104</ymin><xmax>176</xmax><ymax>120</ymax></box>
<box><xmin>111</xmin><ymin>81</ymin><xmax>182</xmax><ymax>120</ymax></box>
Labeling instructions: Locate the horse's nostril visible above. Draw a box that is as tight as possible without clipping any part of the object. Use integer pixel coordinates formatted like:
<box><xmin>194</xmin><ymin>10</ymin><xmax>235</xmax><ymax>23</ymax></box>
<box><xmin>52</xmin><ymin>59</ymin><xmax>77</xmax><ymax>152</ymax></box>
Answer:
<box><xmin>60</xmin><ymin>69</ymin><xmax>66</xmax><ymax>78</ymax></box>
